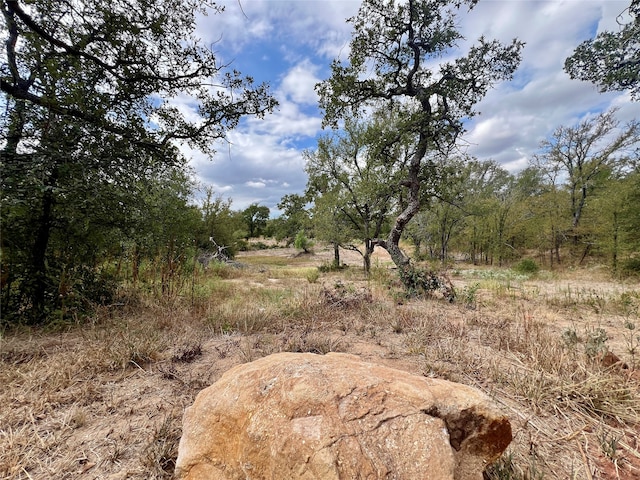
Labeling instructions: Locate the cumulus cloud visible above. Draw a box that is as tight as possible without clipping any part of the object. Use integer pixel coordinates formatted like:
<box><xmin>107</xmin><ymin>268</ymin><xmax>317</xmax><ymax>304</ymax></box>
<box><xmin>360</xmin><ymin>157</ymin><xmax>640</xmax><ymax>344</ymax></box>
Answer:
<box><xmin>183</xmin><ymin>0</ymin><xmax>639</xmax><ymax>212</ymax></box>
<box><xmin>197</xmin><ymin>1</ymin><xmax>358</xmax><ymax>59</ymax></box>
<box><xmin>463</xmin><ymin>0</ymin><xmax>638</xmax><ymax>167</ymax></box>
<box><xmin>279</xmin><ymin>60</ymin><xmax>322</xmax><ymax>105</ymax></box>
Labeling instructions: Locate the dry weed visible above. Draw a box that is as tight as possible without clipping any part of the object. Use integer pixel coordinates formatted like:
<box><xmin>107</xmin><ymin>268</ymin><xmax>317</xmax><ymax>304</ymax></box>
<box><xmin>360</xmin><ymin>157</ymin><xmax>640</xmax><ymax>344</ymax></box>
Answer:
<box><xmin>1</xmin><ymin>257</ymin><xmax>639</xmax><ymax>479</ymax></box>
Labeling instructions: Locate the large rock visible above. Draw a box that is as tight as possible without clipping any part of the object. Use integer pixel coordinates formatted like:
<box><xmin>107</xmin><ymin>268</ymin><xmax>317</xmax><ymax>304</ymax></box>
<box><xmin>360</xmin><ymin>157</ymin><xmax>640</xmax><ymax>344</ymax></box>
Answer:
<box><xmin>175</xmin><ymin>352</ymin><xmax>511</xmax><ymax>480</ymax></box>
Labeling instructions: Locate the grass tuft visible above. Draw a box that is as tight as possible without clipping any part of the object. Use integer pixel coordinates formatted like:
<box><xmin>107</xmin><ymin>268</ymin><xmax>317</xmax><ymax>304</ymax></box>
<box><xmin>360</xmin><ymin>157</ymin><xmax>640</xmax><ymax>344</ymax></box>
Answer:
<box><xmin>1</xmin><ymin>250</ymin><xmax>639</xmax><ymax>479</ymax></box>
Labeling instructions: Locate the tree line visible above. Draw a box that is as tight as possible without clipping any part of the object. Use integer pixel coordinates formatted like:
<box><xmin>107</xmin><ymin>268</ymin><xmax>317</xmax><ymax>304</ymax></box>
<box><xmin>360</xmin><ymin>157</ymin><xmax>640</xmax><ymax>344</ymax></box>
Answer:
<box><xmin>1</xmin><ymin>0</ymin><xmax>638</xmax><ymax>325</ymax></box>
<box><xmin>303</xmin><ymin>107</ymin><xmax>639</xmax><ymax>271</ymax></box>
<box><xmin>1</xmin><ymin>0</ymin><xmax>276</xmax><ymax>324</ymax></box>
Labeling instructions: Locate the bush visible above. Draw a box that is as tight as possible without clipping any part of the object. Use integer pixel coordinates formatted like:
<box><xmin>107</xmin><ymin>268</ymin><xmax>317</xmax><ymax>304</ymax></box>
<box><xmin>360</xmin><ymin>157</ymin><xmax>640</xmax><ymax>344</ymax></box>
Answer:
<box><xmin>235</xmin><ymin>239</ymin><xmax>249</xmax><ymax>252</ymax></box>
<box><xmin>306</xmin><ymin>269</ymin><xmax>320</xmax><ymax>284</ymax></box>
<box><xmin>318</xmin><ymin>261</ymin><xmax>347</xmax><ymax>272</ymax></box>
<box><xmin>398</xmin><ymin>266</ymin><xmax>455</xmax><ymax>302</ymax></box>
<box><xmin>294</xmin><ymin>231</ymin><xmax>313</xmax><ymax>253</ymax></box>
<box><xmin>513</xmin><ymin>258</ymin><xmax>539</xmax><ymax>275</ymax></box>
<box><xmin>621</xmin><ymin>258</ymin><xmax>640</xmax><ymax>277</ymax></box>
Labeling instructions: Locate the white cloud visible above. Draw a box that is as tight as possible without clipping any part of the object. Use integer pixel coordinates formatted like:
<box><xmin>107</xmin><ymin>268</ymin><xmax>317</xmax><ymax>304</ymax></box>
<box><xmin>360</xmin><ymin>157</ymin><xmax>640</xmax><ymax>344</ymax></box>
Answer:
<box><xmin>197</xmin><ymin>1</ymin><xmax>359</xmax><ymax>60</ymax></box>
<box><xmin>182</xmin><ymin>0</ymin><xmax>639</xmax><ymax>213</ymax></box>
<box><xmin>279</xmin><ymin>60</ymin><xmax>321</xmax><ymax>105</ymax></box>
<box><xmin>461</xmin><ymin>0</ymin><xmax>638</xmax><ymax>168</ymax></box>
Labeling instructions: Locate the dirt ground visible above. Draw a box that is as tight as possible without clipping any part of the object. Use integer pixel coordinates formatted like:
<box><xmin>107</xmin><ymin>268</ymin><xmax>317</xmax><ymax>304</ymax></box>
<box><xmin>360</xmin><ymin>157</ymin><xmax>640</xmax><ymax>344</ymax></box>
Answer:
<box><xmin>1</xmin><ymin>244</ymin><xmax>639</xmax><ymax>479</ymax></box>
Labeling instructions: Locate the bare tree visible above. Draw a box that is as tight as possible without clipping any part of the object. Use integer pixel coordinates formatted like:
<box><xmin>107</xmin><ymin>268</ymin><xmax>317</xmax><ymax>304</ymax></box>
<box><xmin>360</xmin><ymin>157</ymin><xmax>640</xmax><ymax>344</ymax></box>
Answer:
<box><xmin>534</xmin><ymin>109</ymin><xmax>639</xmax><ymax>231</ymax></box>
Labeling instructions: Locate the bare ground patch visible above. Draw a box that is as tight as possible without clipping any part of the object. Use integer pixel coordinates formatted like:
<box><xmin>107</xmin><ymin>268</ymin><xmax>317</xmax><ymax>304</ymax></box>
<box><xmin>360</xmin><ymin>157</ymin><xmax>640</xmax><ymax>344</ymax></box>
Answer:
<box><xmin>1</xmin><ymin>248</ymin><xmax>639</xmax><ymax>479</ymax></box>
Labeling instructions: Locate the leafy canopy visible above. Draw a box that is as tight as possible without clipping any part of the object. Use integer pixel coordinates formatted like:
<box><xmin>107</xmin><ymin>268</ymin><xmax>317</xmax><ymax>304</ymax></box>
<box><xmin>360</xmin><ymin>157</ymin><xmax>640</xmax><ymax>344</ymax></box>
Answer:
<box><xmin>1</xmin><ymin>0</ymin><xmax>277</xmax><ymax>152</ymax></box>
<box><xmin>0</xmin><ymin>0</ymin><xmax>277</xmax><ymax>323</ymax></box>
<box><xmin>315</xmin><ymin>0</ymin><xmax>523</xmax><ymax>273</ymax></box>
<box><xmin>564</xmin><ymin>0</ymin><xmax>640</xmax><ymax>100</ymax></box>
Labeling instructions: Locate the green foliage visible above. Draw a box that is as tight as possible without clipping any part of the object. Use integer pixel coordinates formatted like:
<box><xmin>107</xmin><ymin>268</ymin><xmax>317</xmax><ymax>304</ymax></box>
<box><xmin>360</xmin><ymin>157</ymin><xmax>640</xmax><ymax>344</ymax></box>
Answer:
<box><xmin>272</xmin><ymin>194</ymin><xmax>310</xmax><ymax>245</ymax></box>
<box><xmin>564</xmin><ymin>1</ymin><xmax>640</xmax><ymax>100</ymax></box>
<box><xmin>513</xmin><ymin>259</ymin><xmax>540</xmax><ymax>275</ymax></box>
<box><xmin>305</xmin><ymin>115</ymin><xmax>397</xmax><ymax>272</ymax></box>
<box><xmin>394</xmin><ymin>111</ymin><xmax>636</xmax><ymax>271</ymax></box>
<box><xmin>533</xmin><ymin>109</ymin><xmax>639</xmax><ymax>239</ymax></box>
<box><xmin>294</xmin><ymin>231</ymin><xmax>313</xmax><ymax>253</ymax></box>
<box><xmin>318</xmin><ymin>262</ymin><xmax>348</xmax><ymax>273</ymax></box>
<box><xmin>621</xmin><ymin>258</ymin><xmax>640</xmax><ymax>277</ymax></box>
<box><xmin>207</xmin><ymin>261</ymin><xmax>239</xmax><ymax>280</ymax></box>
<box><xmin>249</xmin><ymin>242</ymin><xmax>272</xmax><ymax>251</ymax></box>
<box><xmin>241</xmin><ymin>204</ymin><xmax>270</xmax><ymax>239</ymax></box>
<box><xmin>316</xmin><ymin>0</ymin><xmax>523</xmax><ymax>278</ymax></box>
<box><xmin>199</xmin><ymin>188</ymin><xmax>244</xmax><ymax>257</ymax></box>
<box><xmin>460</xmin><ymin>283</ymin><xmax>480</xmax><ymax>309</ymax></box>
<box><xmin>411</xmin><ymin>158</ymin><xmax>526</xmax><ymax>266</ymax></box>
<box><xmin>485</xmin><ymin>452</ymin><xmax>544</xmax><ymax>480</ymax></box>
<box><xmin>458</xmin><ymin>268</ymin><xmax>529</xmax><ymax>283</ymax></box>
<box><xmin>306</xmin><ymin>269</ymin><xmax>320</xmax><ymax>284</ymax></box>
<box><xmin>0</xmin><ymin>0</ymin><xmax>276</xmax><ymax>324</ymax></box>
<box><xmin>585</xmin><ymin>328</ymin><xmax>609</xmax><ymax>358</ymax></box>
<box><xmin>398</xmin><ymin>266</ymin><xmax>456</xmax><ymax>302</ymax></box>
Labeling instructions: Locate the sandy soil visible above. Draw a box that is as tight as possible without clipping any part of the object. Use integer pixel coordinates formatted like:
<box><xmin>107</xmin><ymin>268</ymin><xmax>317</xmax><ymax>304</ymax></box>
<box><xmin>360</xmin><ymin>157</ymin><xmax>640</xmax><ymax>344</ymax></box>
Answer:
<box><xmin>1</xmin><ymin>245</ymin><xmax>639</xmax><ymax>479</ymax></box>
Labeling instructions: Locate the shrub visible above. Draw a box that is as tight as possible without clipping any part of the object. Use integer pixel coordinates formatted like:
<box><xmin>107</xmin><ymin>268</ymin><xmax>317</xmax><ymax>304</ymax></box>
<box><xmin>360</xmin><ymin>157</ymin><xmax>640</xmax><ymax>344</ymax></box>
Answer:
<box><xmin>250</xmin><ymin>241</ymin><xmax>270</xmax><ymax>250</ymax></box>
<box><xmin>306</xmin><ymin>269</ymin><xmax>320</xmax><ymax>284</ymax></box>
<box><xmin>318</xmin><ymin>261</ymin><xmax>347</xmax><ymax>273</ymax></box>
<box><xmin>398</xmin><ymin>266</ymin><xmax>455</xmax><ymax>302</ymax></box>
<box><xmin>294</xmin><ymin>230</ymin><xmax>313</xmax><ymax>253</ymax></box>
<box><xmin>513</xmin><ymin>259</ymin><xmax>539</xmax><ymax>275</ymax></box>
<box><xmin>460</xmin><ymin>282</ymin><xmax>480</xmax><ymax>309</ymax></box>
<box><xmin>621</xmin><ymin>258</ymin><xmax>640</xmax><ymax>278</ymax></box>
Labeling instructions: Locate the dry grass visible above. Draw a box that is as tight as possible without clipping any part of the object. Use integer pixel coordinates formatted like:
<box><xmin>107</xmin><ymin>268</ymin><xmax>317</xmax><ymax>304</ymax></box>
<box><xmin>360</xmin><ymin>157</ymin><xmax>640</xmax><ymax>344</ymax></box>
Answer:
<box><xmin>1</xmin><ymin>250</ymin><xmax>639</xmax><ymax>479</ymax></box>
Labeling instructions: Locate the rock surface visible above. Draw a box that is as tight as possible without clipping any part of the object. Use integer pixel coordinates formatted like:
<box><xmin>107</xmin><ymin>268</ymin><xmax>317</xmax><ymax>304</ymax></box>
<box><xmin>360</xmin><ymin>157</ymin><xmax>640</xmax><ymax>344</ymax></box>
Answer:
<box><xmin>175</xmin><ymin>352</ymin><xmax>511</xmax><ymax>480</ymax></box>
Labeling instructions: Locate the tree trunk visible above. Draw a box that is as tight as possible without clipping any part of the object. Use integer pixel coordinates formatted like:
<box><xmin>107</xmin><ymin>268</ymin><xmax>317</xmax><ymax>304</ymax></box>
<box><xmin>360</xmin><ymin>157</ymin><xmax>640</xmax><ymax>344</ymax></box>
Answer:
<box><xmin>363</xmin><ymin>238</ymin><xmax>375</xmax><ymax>275</ymax></box>
<box><xmin>612</xmin><ymin>211</ymin><xmax>619</xmax><ymax>273</ymax></box>
<box><xmin>31</xmin><ymin>166</ymin><xmax>58</xmax><ymax>321</ymax></box>
<box><xmin>471</xmin><ymin>226</ymin><xmax>477</xmax><ymax>265</ymax></box>
<box><xmin>374</xmin><ymin>135</ymin><xmax>428</xmax><ymax>277</ymax></box>
<box><xmin>363</xmin><ymin>252</ymin><xmax>371</xmax><ymax>274</ymax></box>
<box><xmin>333</xmin><ymin>243</ymin><xmax>340</xmax><ymax>268</ymax></box>
<box><xmin>579</xmin><ymin>243</ymin><xmax>592</xmax><ymax>265</ymax></box>
<box><xmin>132</xmin><ymin>245</ymin><xmax>140</xmax><ymax>284</ymax></box>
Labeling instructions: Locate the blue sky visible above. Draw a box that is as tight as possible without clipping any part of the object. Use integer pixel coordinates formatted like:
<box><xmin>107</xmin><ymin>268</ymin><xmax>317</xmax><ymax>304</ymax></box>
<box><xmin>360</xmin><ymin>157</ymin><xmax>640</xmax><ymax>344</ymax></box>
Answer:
<box><xmin>177</xmin><ymin>0</ymin><xmax>640</xmax><ymax>215</ymax></box>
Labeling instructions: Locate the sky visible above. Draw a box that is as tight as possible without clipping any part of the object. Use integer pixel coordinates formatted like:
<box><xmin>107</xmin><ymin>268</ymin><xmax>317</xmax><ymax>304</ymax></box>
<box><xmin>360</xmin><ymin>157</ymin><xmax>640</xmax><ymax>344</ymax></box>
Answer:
<box><xmin>181</xmin><ymin>0</ymin><xmax>640</xmax><ymax>215</ymax></box>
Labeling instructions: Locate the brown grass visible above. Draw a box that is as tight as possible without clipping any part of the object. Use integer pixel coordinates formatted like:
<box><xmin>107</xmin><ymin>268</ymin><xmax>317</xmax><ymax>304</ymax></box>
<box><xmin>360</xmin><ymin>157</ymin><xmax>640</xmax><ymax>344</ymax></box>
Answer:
<box><xmin>1</xmin><ymin>247</ymin><xmax>639</xmax><ymax>479</ymax></box>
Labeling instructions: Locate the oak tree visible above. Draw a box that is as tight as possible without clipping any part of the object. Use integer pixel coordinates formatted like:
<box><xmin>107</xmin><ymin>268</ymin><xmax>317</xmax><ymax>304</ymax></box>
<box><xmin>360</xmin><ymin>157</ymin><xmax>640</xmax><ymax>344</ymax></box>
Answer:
<box><xmin>316</xmin><ymin>0</ymin><xmax>523</xmax><ymax>282</ymax></box>
<box><xmin>565</xmin><ymin>0</ymin><xmax>640</xmax><ymax>100</ymax></box>
<box><xmin>1</xmin><ymin>0</ymin><xmax>276</xmax><ymax>322</ymax></box>
<box><xmin>242</xmin><ymin>204</ymin><xmax>270</xmax><ymax>239</ymax></box>
<box><xmin>533</xmin><ymin>109</ymin><xmax>639</xmax><ymax>235</ymax></box>
<box><xmin>304</xmin><ymin>115</ymin><xmax>401</xmax><ymax>274</ymax></box>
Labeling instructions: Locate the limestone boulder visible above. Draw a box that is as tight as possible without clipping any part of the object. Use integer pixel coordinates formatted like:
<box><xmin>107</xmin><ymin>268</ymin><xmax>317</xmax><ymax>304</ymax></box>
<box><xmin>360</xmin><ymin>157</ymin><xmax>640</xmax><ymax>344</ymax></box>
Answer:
<box><xmin>175</xmin><ymin>352</ymin><xmax>511</xmax><ymax>480</ymax></box>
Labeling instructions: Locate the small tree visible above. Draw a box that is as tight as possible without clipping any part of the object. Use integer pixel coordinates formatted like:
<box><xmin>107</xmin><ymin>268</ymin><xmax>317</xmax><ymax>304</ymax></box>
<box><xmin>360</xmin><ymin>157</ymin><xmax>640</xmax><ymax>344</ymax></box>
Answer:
<box><xmin>199</xmin><ymin>188</ymin><xmax>244</xmax><ymax>256</ymax></box>
<box><xmin>304</xmin><ymin>114</ymin><xmax>399</xmax><ymax>274</ymax></box>
<box><xmin>317</xmin><ymin>0</ymin><xmax>523</xmax><ymax>288</ymax></box>
<box><xmin>533</xmin><ymin>109</ymin><xmax>639</xmax><ymax>260</ymax></box>
<box><xmin>242</xmin><ymin>203</ymin><xmax>270</xmax><ymax>239</ymax></box>
<box><xmin>294</xmin><ymin>230</ymin><xmax>313</xmax><ymax>254</ymax></box>
<box><xmin>310</xmin><ymin>189</ymin><xmax>358</xmax><ymax>268</ymax></box>
<box><xmin>273</xmin><ymin>194</ymin><xmax>310</xmax><ymax>245</ymax></box>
